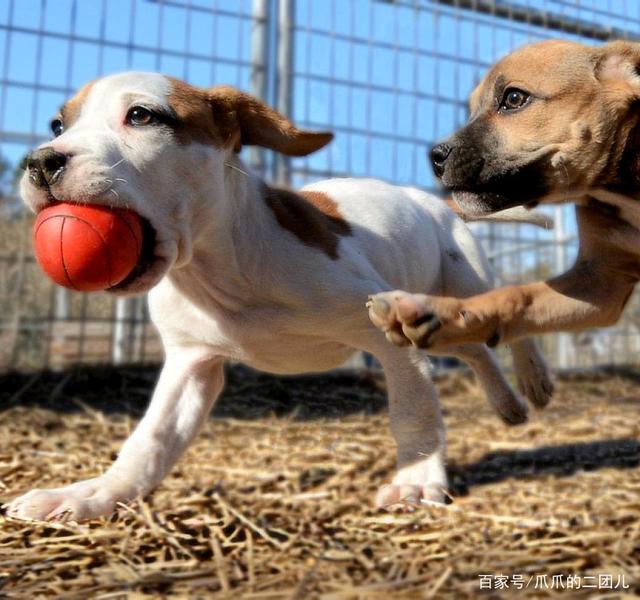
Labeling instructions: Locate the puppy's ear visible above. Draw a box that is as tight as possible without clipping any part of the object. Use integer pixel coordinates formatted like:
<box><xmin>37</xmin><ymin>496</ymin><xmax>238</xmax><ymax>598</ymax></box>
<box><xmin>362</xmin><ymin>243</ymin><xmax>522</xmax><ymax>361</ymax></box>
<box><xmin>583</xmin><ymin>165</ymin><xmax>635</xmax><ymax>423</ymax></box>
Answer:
<box><xmin>209</xmin><ymin>86</ymin><xmax>333</xmax><ymax>156</ymax></box>
<box><xmin>595</xmin><ymin>41</ymin><xmax>640</xmax><ymax>95</ymax></box>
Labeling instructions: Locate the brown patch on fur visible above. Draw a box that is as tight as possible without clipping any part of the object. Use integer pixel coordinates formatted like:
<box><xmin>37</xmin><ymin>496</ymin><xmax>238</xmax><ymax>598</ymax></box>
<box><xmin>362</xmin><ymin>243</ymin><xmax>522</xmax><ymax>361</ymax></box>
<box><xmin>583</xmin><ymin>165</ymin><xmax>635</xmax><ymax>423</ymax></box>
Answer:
<box><xmin>264</xmin><ymin>186</ymin><xmax>352</xmax><ymax>259</ymax></box>
<box><xmin>166</xmin><ymin>80</ymin><xmax>333</xmax><ymax>155</ymax></box>
<box><xmin>167</xmin><ymin>78</ymin><xmax>236</xmax><ymax>147</ymax></box>
<box><xmin>209</xmin><ymin>86</ymin><xmax>333</xmax><ymax>155</ymax></box>
<box><xmin>299</xmin><ymin>191</ymin><xmax>350</xmax><ymax>225</ymax></box>
<box><xmin>444</xmin><ymin>197</ymin><xmax>466</xmax><ymax>220</ymax></box>
<box><xmin>60</xmin><ymin>81</ymin><xmax>95</xmax><ymax>127</ymax></box>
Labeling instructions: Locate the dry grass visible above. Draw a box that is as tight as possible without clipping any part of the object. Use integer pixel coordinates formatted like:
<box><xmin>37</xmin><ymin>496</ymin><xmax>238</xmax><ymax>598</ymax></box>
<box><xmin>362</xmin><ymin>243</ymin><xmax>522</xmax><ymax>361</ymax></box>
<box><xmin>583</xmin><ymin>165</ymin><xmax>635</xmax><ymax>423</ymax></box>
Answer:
<box><xmin>0</xmin><ymin>365</ymin><xmax>639</xmax><ymax>598</ymax></box>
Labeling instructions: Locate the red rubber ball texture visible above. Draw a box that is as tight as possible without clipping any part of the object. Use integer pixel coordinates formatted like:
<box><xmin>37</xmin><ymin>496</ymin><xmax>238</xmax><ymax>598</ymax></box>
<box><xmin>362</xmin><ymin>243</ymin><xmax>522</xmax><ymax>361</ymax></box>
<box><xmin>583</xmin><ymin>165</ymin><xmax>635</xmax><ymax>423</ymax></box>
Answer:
<box><xmin>33</xmin><ymin>203</ymin><xmax>143</xmax><ymax>292</ymax></box>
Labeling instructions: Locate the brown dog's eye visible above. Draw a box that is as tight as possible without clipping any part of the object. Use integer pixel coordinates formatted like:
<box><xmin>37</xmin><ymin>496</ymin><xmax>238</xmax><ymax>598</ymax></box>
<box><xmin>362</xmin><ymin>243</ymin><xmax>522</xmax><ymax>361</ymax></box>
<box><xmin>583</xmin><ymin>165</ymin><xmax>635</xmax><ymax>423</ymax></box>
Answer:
<box><xmin>126</xmin><ymin>106</ymin><xmax>158</xmax><ymax>126</ymax></box>
<box><xmin>500</xmin><ymin>88</ymin><xmax>530</xmax><ymax>111</ymax></box>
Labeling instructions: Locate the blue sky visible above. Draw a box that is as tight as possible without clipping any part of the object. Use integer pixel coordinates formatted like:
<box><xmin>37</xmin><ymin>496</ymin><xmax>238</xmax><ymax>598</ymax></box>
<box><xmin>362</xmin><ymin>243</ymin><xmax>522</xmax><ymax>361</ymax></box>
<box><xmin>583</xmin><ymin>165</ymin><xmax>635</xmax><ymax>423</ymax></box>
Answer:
<box><xmin>2</xmin><ymin>0</ymin><xmax>640</xmax><ymax>273</ymax></box>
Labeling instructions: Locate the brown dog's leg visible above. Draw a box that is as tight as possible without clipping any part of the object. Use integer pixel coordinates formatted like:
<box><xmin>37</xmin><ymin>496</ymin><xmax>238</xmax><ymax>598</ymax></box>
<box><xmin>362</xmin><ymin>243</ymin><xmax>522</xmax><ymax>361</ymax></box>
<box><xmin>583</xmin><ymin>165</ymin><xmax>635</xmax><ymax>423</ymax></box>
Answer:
<box><xmin>368</xmin><ymin>205</ymin><xmax>639</xmax><ymax>349</ymax></box>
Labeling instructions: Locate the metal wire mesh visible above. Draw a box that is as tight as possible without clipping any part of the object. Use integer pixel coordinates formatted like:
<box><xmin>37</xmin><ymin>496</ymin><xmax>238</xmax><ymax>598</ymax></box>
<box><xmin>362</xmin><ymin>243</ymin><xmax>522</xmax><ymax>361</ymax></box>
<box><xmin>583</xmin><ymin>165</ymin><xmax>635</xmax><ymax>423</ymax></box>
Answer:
<box><xmin>1</xmin><ymin>0</ymin><xmax>640</xmax><ymax>371</ymax></box>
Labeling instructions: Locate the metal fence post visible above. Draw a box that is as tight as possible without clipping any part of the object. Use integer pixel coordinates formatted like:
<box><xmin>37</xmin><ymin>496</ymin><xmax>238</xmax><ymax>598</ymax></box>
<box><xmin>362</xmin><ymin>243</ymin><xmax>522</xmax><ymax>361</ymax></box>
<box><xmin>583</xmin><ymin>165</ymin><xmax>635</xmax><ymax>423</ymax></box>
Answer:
<box><xmin>250</xmin><ymin>0</ymin><xmax>270</xmax><ymax>177</ymax></box>
<box><xmin>112</xmin><ymin>297</ymin><xmax>129</xmax><ymax>365</ymax></box>
<box><xmin>275</xmin><ymin>0</ymin><xmax>294</xmax><ymax>185</ymax></box>
<box><xmin>55</xmin><ymin>288</ymin><xmax>69</xmax><ymax>320</ymax></box>
<box><xmin>49</xmin><ymin>287</ymin><xmax>70</xmax><ymax>370</ymax></box>
<box><xmin>554</xmin><ymin>205</ymin><xmax>570</xmax><ymax>369</ymax></box>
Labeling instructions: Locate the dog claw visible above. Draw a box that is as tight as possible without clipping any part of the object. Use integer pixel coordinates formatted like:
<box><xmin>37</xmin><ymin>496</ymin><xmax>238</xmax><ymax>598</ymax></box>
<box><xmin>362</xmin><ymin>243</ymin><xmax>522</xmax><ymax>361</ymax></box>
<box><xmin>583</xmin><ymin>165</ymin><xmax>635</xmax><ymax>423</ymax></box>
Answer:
<box><xmin>385</xmin><ymin>329</ymin><xmax>411</xmax><ymax>347</ymax></box>
<box><xmin>402</xmin><ymin>315</ymin><xmax>441</xmax><ymax>348</ymax></box>
<box><xmin>369</xmin><ymin>297</ymin><xmax>391</xmax><ymax>321</ymax></box>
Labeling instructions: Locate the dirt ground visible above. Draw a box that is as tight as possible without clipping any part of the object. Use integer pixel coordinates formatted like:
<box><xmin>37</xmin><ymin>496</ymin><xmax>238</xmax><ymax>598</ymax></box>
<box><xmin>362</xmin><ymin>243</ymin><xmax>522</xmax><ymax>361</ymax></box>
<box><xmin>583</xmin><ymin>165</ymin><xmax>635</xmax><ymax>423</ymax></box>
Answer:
<box><xmin>0</xmin><ymin>364</ymin><xmax>639</xmax><ymax>599</ymax></box>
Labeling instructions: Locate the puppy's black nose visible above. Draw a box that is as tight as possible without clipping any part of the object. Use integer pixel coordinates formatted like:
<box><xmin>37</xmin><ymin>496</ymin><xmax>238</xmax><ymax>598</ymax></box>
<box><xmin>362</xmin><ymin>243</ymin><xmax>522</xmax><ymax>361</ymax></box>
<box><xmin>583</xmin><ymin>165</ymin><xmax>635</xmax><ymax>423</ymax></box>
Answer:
<box><xmin>430</xmin><ymin>143</ymin><xmax>452</xmax><ymax>178</ymax></box>
<box><xmin>26</xmin><ymin>148</ymin><xmax>68</xmax><ymax>189</ymax></box>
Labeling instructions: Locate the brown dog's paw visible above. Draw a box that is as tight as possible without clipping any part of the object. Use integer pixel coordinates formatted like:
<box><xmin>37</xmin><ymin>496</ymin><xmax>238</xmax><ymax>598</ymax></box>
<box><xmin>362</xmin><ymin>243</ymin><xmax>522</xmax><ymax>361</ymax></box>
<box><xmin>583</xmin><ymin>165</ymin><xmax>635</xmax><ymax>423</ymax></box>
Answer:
<box><xmin>367</xmin><ymin>290</ymin><xmax>412</xmax><ymax>346</ymax></box>
<box><xmin>367</xmin><ymin>291</ymin><xmax>468</xmax><ymax>348</ymax></box>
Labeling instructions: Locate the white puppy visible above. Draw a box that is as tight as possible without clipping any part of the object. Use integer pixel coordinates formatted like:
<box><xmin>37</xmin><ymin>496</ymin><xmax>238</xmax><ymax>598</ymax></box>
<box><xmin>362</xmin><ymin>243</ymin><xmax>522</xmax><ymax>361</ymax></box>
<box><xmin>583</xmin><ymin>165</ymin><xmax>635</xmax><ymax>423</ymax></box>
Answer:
<box><xmin>8</xmin><ymin>73</ymin><xmax>553</xmax><ymax>521</ymax></box>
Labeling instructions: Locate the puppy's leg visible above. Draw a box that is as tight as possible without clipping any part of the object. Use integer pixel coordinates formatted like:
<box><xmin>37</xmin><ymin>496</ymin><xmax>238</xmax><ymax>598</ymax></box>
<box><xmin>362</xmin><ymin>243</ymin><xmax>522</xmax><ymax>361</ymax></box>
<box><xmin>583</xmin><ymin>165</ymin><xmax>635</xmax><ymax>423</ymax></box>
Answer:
<box><xmin>510</xmin><ymin>338</ymin><xmax>554</xmax><ymax>408</ymax></box>
<box><xmin>369</xmin><ymin>294</ymin><xmax>555</xmax><ymax>407</ymax></box>
<box><xmin>424</xmin><ymin>228</ymin><xmax>554</xmax><ymax>411</ymax></box>
<box><xmin>368</xmin><ymin>263</ymin><xmax>634</xmax><ymax>350</ymax></box>
<box><xmin>375</xmin><ymin>346</ymin><xmax>447</xmax><ymax>507</ymax></box>
<box><xmin>6</xmin><ymin>347</ymin><xmax>223</xmax><ymax>522</ymax></box>
<box><xmin>434</xmin><ymin>343</ymin><xmax>529</xmax><ymax>425</ymax></box>
<box><xmin>368</xmin><ymin>206</ymin><xmax>637</xmax><ymax>350</ymax></box>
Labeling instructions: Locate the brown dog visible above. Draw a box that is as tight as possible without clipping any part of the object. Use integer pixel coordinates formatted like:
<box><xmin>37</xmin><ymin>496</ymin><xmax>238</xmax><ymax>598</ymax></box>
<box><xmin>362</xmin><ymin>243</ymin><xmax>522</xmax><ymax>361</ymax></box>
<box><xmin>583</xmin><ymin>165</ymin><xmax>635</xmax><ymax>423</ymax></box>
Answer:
<box><xmin>367</xmin><ymin>39</ymin><xmax>640</xmax><ymax>350</ymax></box>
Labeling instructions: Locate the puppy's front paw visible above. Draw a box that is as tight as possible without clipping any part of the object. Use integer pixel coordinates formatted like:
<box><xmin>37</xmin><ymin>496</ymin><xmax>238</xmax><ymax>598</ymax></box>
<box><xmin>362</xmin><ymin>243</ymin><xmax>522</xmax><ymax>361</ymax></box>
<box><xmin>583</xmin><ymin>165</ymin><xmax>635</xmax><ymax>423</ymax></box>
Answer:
<box><xmin>367</xmin><ymin>291</ymin><xmax>470</xmax><ymax>348</ymax></box>
<box><xmin>376</xmin><ymin>483</ymin><xmax>447</xmax><ymax>508</ymax></box>
<box><xmin>4</xmin><ymin>477</ymin><xmax>122</xmax><ymax>522</ymax></box>
<box><xmin>376</xmin><ymin>453</ymin><xmax>449</xmax><ymax>509</ymax></box>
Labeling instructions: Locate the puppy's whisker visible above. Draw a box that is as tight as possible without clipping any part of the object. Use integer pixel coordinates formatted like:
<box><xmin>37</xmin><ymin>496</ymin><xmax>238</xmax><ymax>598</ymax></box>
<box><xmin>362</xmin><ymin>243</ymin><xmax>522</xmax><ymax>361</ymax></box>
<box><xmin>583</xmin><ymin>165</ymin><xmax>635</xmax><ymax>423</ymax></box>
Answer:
<box><xmin>108</xmin><ymin>158</ymin><xmax>126</xmax><ymax>170</ymax></box>
<box><xmin>114</xmin><ymin>178</ymin><xmax>128</xmax><ymax>184</ymax></box>
<box><xmin>224</xmin><ymin>162</ymin><xmax>249</xmax><ymax>177</ymax></box>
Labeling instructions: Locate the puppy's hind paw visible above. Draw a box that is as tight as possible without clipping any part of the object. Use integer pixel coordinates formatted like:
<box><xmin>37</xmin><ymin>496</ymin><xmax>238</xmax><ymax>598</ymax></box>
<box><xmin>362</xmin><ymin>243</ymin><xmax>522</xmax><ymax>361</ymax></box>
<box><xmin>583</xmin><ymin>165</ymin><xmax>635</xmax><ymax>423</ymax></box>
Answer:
<box><xmin>512</xmin><ymin>341</ymin><xmax>555</xmax><ymax>408</ymax></box>
<box><xmin>493</xmin><ymin>391</ymin><xmax>529</xmax><ymax>426</ymax></box>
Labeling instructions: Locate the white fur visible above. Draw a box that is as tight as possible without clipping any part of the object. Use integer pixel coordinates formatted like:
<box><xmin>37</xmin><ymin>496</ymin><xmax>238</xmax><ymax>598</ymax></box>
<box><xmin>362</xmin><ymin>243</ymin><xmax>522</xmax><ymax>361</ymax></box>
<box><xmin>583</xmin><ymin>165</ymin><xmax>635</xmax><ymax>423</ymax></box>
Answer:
<box><xmin>9</xmin><ymin>73</ymin><xmax>551</xmax><ymax>520</ymax></box>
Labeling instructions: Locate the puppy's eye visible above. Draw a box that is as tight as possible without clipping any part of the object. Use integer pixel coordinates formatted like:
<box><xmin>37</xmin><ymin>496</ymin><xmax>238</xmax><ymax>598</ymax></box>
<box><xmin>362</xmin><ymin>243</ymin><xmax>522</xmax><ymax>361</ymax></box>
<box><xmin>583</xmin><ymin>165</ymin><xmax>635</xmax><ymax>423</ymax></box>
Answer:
<box><xmin>126</xmin><ymin>106</ymin><xmax>158</xmax><ymax>126</ymax></box>
<box><xmin>500</xmin><ymin>88</ymin><xmax>530</xmax><ymax>111</ymax></box>
<box><xmin>50</xmin><ymin>118</ymin><xmax>64</xmax><ymax>137</ymax></box>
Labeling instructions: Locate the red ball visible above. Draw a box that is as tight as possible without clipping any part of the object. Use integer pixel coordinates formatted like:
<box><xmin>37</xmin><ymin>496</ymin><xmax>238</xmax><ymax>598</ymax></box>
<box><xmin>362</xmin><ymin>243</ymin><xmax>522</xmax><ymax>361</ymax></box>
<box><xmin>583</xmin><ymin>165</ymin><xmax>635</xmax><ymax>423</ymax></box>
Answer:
<box><xmin>33</xmin><ymin>202</ymin><xmax>143</xmax><ymax>292</ymax></box>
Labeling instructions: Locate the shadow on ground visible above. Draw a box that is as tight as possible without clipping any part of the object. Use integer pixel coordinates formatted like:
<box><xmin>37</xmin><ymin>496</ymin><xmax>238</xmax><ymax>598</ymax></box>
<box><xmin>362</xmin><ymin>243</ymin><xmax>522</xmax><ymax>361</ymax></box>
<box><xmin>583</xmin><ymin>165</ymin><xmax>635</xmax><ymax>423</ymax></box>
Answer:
<box><xmin>0</xmin><ymin>363</ymin><xmax>389</xmax><ymax>419</ymax></box>
<box><xmin>2</xmin><ymin>363</ymin><xmax>639</xmax><ymax>495</ymax></box>
<box><xmin>448</xmin><ymin>438</ymin><xmax>640</xmax><ymax>496</ymax></box>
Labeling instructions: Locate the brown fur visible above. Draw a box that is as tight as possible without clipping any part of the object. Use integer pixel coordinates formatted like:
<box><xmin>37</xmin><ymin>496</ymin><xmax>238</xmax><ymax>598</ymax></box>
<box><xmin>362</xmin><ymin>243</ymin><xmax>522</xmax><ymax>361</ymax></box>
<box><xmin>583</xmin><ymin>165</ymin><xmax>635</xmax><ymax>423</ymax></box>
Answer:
<box><xmin>208</xmin><ymin>86</ymin><xmax>333</xmax><ymax>155</ymax></box>
<box><xmin>59</xmin><ymin>81</ymin><xmax>95</xmax><ymax>126</ymax></box>
<box><xmin>430</xmin><ymin>205</ymin><xmax>638</xmax><ymax>346</ymax></box>
<box><xmin>263</xmin><ymin>186</ymin><xmax>351</xmax><ymax>260</ymax></box>
<box><xmin>299</xmin><ymin>190</ymin><xmax>351</xmax><ymax>224</ymax></box>
<box><xmin>444</xmin><ymin>197</ymin><xmax>465</xmax><ymax>219</ymax></box>
<box><xmin>455</xmin><ymin>41</ymin><xmax>640</xmax><ymax>342</ymax></box>
<box><xmin>167</xmin><ymin>78</ymin><xmax>232</xmax><ymax>147</ymax></box>
<box><xmin>167</xmin><ymin>80</ymin><xmax>333</xmax><ymax>156</ymax></box>
<box><xmin>465</xmin><ymin>40</ymin><xmax>640</xmax><ymax>195</ymax></box>
<box><xmin>383</xmin><ymin>40</ymin><xmax>640</xmax><ymax>349</ymax></box>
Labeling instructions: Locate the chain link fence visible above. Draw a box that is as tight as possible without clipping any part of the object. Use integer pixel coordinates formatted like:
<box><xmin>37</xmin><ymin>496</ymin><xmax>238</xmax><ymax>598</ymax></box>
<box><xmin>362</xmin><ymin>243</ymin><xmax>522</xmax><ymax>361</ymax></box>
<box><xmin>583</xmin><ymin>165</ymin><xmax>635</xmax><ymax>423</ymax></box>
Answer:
<box><xmin>1</xmin><ymin>0</ymin><xmax>640</xmax><ymax>371</ymax></box>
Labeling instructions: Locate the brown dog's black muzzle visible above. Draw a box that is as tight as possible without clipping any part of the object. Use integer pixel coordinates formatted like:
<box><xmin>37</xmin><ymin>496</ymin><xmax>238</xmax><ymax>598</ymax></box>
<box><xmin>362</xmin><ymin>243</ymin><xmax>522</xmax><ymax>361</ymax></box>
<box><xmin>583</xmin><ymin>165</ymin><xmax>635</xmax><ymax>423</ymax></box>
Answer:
<box><xmin>430</xmin><ymin>143</ymin><xmax>452</xmax><ymax>178</ymax></box>
<box><xmin>430</xmin><ymin>135</ymin><xmax>486</xmax><ymax>189</ymax></box>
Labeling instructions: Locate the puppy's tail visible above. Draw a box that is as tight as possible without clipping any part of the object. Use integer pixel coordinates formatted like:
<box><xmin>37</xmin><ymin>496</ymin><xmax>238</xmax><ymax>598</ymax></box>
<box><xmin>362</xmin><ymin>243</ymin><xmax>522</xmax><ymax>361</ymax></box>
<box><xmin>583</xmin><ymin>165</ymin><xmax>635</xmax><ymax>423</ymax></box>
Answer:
<box><xmin>445</xmin><ymin>198</ymin><xmax>553</xmax><ymax>229</ymax></box>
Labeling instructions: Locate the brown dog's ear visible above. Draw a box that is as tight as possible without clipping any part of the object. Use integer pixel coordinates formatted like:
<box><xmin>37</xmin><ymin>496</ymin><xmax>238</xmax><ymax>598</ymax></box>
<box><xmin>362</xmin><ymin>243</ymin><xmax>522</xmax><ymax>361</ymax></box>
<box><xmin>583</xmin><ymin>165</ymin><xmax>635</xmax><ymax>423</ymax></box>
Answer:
<box><xmin>595</xmin><ymin>41</ymin><xmax>640</xmax><ymax>93</ymax></box>
<box><xmin>209</xmin><ymin>86</ymin><xmax>333</xmax><ymax>156</ymax></box>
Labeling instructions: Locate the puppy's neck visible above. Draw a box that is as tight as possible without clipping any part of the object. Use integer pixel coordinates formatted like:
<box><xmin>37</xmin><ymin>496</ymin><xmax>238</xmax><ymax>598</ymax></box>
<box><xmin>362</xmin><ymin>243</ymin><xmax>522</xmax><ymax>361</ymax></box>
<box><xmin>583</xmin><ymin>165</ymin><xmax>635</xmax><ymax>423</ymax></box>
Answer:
<box><xmin>590</xmin><ymin>188</ymin><xmax>640</xmax><ymax>233</ymax></box>
<box><xmin>167</xmin><ymin>155</ymin><xmax>284</xmax><ymax>312</ymax></box>
<box><xmin>189</xmin><ymin>153</ymin><xmax>269</xmax><ymax>246</ymax></box>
